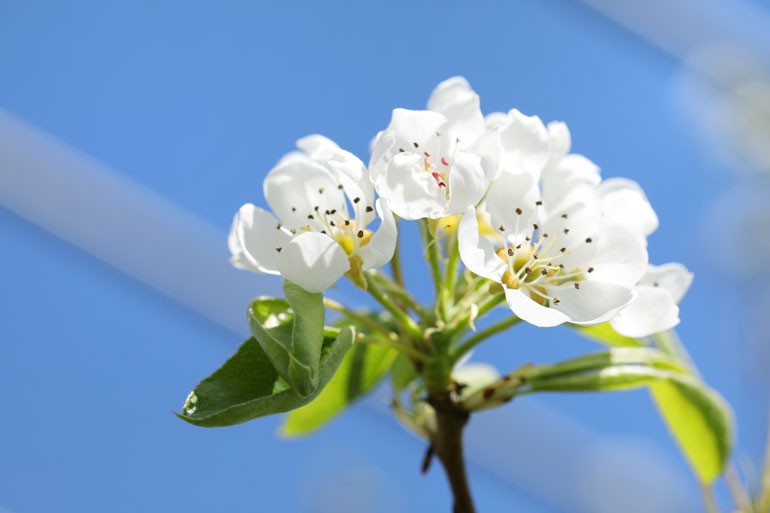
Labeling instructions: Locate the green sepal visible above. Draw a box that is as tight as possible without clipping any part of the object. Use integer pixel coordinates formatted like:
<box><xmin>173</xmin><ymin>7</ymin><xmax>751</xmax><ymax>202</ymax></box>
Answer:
<box><xmin>177</xmin><ymin>325</ymin><xmax>355</xmax><ymax>427</ymax></box>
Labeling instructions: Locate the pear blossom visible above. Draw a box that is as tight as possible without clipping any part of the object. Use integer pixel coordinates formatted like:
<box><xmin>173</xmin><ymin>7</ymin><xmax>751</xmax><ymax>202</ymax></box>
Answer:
<box><xmin>229</xmin><ymin>135</ymin><xmax>397</xmax><ymax>293</ymax></box>
<box><xmin>610</xmin><ymin>263</ymin><xmax>694</xmax><ymax>337</ymax></box>
<box><xmin>369</xmin><ymin>77</ymin><xmax>493</xmax><ymax>220</ymax></box>
<box><xmin>458</xmin><ymin>156</ymin><xmax>649</xmax><ymax>327</ymax></box>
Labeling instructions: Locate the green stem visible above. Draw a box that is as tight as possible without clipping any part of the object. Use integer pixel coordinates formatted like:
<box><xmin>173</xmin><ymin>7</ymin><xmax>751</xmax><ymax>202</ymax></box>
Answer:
<box><xmin>356</xmin><ymin>333</ymin><xmax>430</xmax><ymax>363</ymax></box>
<box><xmin>653</xmin><ymin>330</ymin><xmax>698</xmax><ymax>375</ymax></box>
<box><xmin>445</xmin><ymin>292</ymin><xmax>506</xmax><ymax>342</ymax></box>
<box><xmin>723</xmin><ymin>464</ymin><xmax>754</xmax><ymax>513</ymax></box>
<box><xmin>390</xmin><ymin>217</ymin><xmax>405</xmax><ymax>287</ymax></box>
<box><xmin>419</xmin><ymin>220</ymin><xmax>444</xmax><ymax>302</ymax></box>
<box><xmin>364</xmin><ymin>272</ymin><xmax>424</xmax><ymax>341</ymax></box>
<box><xmin>701</xmin><ymin>484</ymin><xmax>721</xmax><ymax>513</ymax></box>
<box><xmin>441</xmin><ymin>232</ymin><xmax>461</xmax><ymax>319</ymax></box>
<box><xmin>370</xmin><ymin>272</ymin><xmax>431</xmax><ymax>320</ymax></box>
<box><xmin>451</xmin><ymin>316</ymin><xmax>521</xmax><ymax>362</ymax></box>
<box><xmin>323</xmin><ymin>298</ymin><xmax>393</xmax><ymax>338</ymax></box>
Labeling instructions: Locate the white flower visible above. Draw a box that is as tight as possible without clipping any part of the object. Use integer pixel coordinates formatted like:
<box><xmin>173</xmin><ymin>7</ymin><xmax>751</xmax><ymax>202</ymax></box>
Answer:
<box><xmin>610</xmin><ymin>263</ymin><xmax>694</xmax><ymax>337</ymax></box>
<box><xmin>458</xmin><ymin>159</ymin><xmax>649</xmax><ymax>327</ymax></box>
<box><xmin>369</xmin><ymin>77</ymin><xmax>493</xmax><ymax>220</ymax></box>
<box><xmin>229</xmin><ymin>135</ymin><xmax>397</xmax><ymax>293</ymax></box>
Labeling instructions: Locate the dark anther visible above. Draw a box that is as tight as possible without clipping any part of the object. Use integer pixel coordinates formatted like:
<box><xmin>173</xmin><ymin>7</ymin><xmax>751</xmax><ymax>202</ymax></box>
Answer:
<box><xmin>499</xmin><ymin>225</ymin><xmax>505</xmax><ymax>231</ymax></box>
<box><xmin>541</xmin><ymin>269</ymin><xmax>548</xmax><ymax>276</ymax></box>
<box><xmin>366</xmin><ymin>206</ymin><xmax>374</xmax><ymax>212</ymax></box>
<box><xmin>338</xmin><ymin>184</ymin><xmax>344</xmax><ymax>189</ymax></box>
<box><xmin>585</xmin><ymin>237</ymin><xmax>593</xmax><ymax>243</ymax></box>
<box><xmin>524</xmin><ymin>267</ymin><xmax>532</xmax><ymax>274</ymax></box>
<box><xmin>536</xmin><ymin>200</ymin><xmax>543</xmax><ymax>206</ymax></box>
<box><xmin>413</xmin><ymin>142</ymin><xmax>419</xmax><ymax>148</ymax></box>
<box><xmin>507</xmin><ymin>248</ymin><xmax>514</xmax><ymax>256</ymax></box>
<box><xmin>560</xmin><ymin>247</ymin><xmax>566</xmax><ymax>253</ymax></box>
<box><xmin>319</xmin><ymin>187</ymin><xmax>325</xmax><ymax>194</ymax></box>
<box><xmin>275</xmin><ymin>247</ymin><xmax>282</xmax><ymax>253</ymax></box>
<box><xmin>561</xmin><ymin>213</ymin><xmax>568</xmax><ymax>219</ymax></box>
<box><xmin>588</xmin><ymin>266</ymin><xmax>594</xmax><ymax>273</ymax></box>
<box><xmin>357</xmin><ymin>230</ymin><xmax>364</xmax><ymax>238</ymax></box>
<box><xmin>353</xmin><ymin>197</ymin><xmax>361</xmax><ymax>203</ymax></box>
<box><xmin>574</xmin><ymin>283</ymin><xmax>580</xmax><ymax>289</ymax></box>
<box><xmin>515</xmin><ymin>207</ymin><xmax>523</xmax><ymax>215</ymax></box>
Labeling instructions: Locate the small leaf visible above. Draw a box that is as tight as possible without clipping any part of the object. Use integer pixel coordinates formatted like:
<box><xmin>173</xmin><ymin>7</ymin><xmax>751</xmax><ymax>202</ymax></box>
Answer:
<box><xmin>570</xmin><ymin>322</ymin><xmax>643</xmax><ymax>347</ymax></box>
<box><xmin>178</xmin><ymin>326</ymin><xmax>354</xmax><ymax>427</ymax></box>
<box><xmin>391</xmin><ymin>353</ymin><xmax>419</xmax><ymax>392</ymax></box>
<box><xmin>247</xmin><ymin>280</ymin><xmax>325</xmax><ymax>397</ymax></box>
<box><xmin>650</xmin><ymin>380</ymin><xmax>733</xmax><ymax>484</ymax></box>
<box><xmin>281</xmin><ymin>343</ymin><xmax>398</xmax><ymax>437</ymax></box>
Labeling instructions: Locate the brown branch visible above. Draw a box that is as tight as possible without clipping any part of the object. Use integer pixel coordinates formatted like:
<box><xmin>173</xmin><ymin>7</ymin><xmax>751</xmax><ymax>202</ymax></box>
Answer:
<box><xmin>428</xmin><ymin>394</ymin><xmax>476</xmax><ymax>513</ymax></box>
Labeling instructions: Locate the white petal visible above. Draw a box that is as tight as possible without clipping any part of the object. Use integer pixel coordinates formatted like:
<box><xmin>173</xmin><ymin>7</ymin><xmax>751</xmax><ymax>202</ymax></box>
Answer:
<box><xmin>387</xmin><ymin>108</ymin><xmax>447</xmax><ymax>158</ymax></box>
<box><xmin>458</xmin><ymin>206</ymin><xmax>506</xmax><ymax>281</ymax></box>
<box><xmin>447</xmin><ymin>150</ymin><xmax>489</xmax><ymax>215</ymax></box>
<box><xmin>585</xmin><ymin>224</ymin><xmax>648</xmax><ymax>288</ymax></box>
<box><xmin>278</xmin><ymin>232</ymin><xmax>350</xmax><ymax>293</ymax></box>
<box><xmin>371</xmin><ymin>152</ymin><xmax>447</xmax><ymax>220</ymax></box>
<box><xmin>485</xmin><ymin>111</ymin><xmax>508</xmax><ymax>129</ymax></box>
<box><xmin>504</xmin><ymin>287</ymin><xmax>570</xmax><ymax>327</ymax></box>
<box><xmin>295</xmin><ymin>134</ymin><xmax>340</xmax><ymax>160</ymax></box>
<box><xmin>369</xmin><ymin>129</ymin><xmax>395</xmax><ymax>171</ymax></box>
<box><xmin>229</xmin><ymin>204</ymin><xmax>290</xmax><ymax>275</ymax></box>
<box><xmin>541</xmin><ymin>154</ymin><xmax>601</xmax><ymax>213</ymax></box>
<box><xmin>597</xmin><ymin>178</ymin><xmax>659</xmax><ymax>237</ymax></box>
<box><xmin>547</xmin><ymin>121</ymin><xmax>571</xmax><ymax>159</ymax></box>
<box><xmin>263</xmin><ymin>156</ymin><xmax>346</xmax><ymax>230</ymax></box>
<box><xmin>497</xmin><ymin>109</ymin><xmax>551</xmax><ymax>177</ymax></box>
<box><xmin>483</xmin><ymin>171</ymin><xmax>538</xmax><ymax>238</ymax></box>
<box><xmin>549</xmin><ymin>280</ymin><xmax>633</xmax><ymax>325</ymax></box>
<box><xmin>427</xmin><ymin>76</ymin><xmax>485</xmax><ymax>146</ymax></box>
<box><xmin>360</xmin><ymin>199</ymin><xmax>398</xmax><ymax>271</ymax></box>
<box><xmin>639</xmin><ymin>263</ymin><xmax>693</xmax><ymax>304</ymax></box>
<box><xmin>469</xmin><ymin>128</ymin><xmax>503</xmax><ymax>181</ymax></box>
<box><xmin>611</xmin><ymin>286</ymin><xmax>680</xmax><ymax>337</ymax></box>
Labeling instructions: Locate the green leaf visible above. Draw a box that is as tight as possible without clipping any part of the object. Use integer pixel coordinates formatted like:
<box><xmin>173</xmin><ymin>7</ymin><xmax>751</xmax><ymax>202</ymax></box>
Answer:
<box><xmin>391</xmin><ymin>352</ymin><xmax>419</xmax><ymax>392</ymax></box>
<box><xmin>570</xmin><ymin>322</ymin><xmax>643</xmax><ymax>347</ymax></box>
<box><xmin>650</xmin><ymin>380</ymin><xmax>733</xmax><ymax>484</ymax></box>
<box><xmin>177</xmin><ymin>326</ymin><xmax>355</xmax><ymax>427</ymax></box>
<box><xmin>247</xmin><ymin>281</ymin><xmax>325</xmax><ymax>397</ymax></box>
<box><xmin>281</xmin><ymin>343</ymin><xmax>398</xmax><ymax>437</ymax></box>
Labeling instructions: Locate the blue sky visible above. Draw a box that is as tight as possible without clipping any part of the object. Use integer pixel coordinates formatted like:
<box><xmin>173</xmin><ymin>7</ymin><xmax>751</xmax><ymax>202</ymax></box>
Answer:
<box><xmin>2</xmin><ymin>1</ymin><xmax>770</xmax><ymax>512</ymax></box>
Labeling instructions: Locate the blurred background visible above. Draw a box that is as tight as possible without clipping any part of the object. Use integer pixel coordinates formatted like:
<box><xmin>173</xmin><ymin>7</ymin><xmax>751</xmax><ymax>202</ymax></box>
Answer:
<box><xmin>2</xmin><ymin>1</ymin><xmax>770</xmax><ymax>512</ymax></box>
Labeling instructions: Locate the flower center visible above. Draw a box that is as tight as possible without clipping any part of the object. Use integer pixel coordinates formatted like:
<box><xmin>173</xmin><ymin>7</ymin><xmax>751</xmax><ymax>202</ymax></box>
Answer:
<box><xmin>489</xmin><ymin>202</ymin><xmax>596</xmax><ymax>307</ymax></box>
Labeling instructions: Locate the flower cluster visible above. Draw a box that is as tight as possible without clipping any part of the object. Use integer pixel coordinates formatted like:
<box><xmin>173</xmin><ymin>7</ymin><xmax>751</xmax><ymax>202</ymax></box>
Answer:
<box><xmin>229</xmin><ymin>77</ymin><xmax>691</xmax><ymax>337</ymax></box>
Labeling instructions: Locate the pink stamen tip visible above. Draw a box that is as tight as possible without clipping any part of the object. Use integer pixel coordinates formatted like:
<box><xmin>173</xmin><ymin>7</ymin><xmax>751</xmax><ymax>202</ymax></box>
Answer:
<box><xmin>441</xmin><ymin>157</ymin><xmax>449</xmax><ymax>166</ymax></box>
